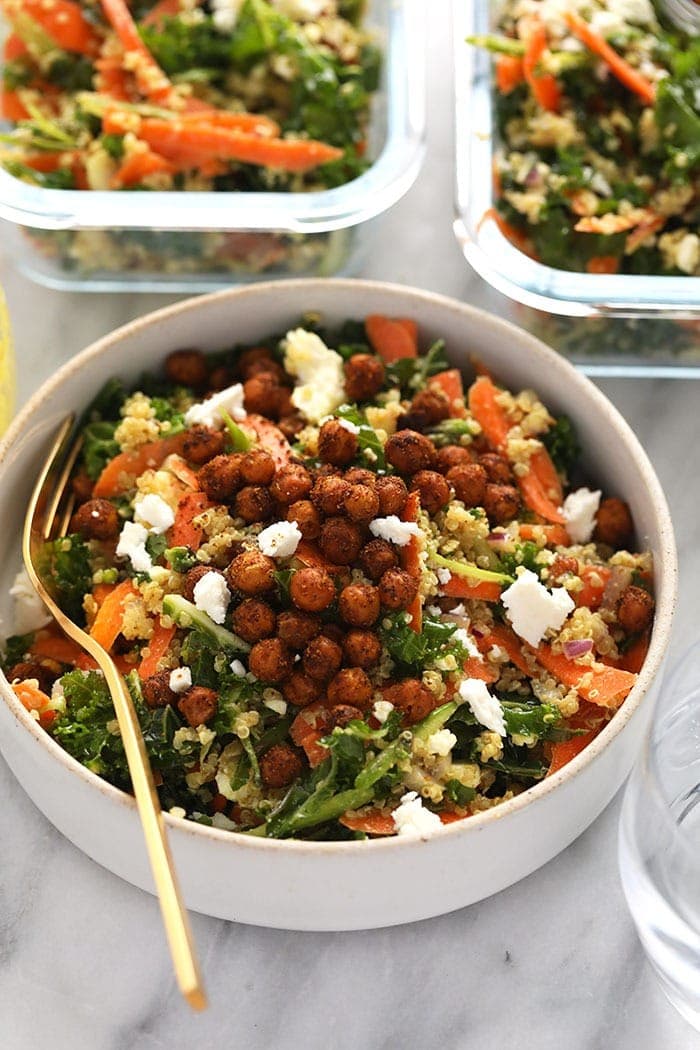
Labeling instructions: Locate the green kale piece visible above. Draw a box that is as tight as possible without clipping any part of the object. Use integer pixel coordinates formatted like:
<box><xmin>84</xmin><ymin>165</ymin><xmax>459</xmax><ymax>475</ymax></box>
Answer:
<box><xmin>500</xmin><ymin>700</ymin><xmax>562</xmax><ymax>741</ymax></box>
<box><xmin>498</xmin><ymin>541</ymin><xmax>543</xmax><ymax>580</ymax></box>
<box><xmin>542</xmin><ymin>414</ymin><xmax>580</xmax><ymax>475</ymax></box>
<box><xmin>385</xmin><ymin>339</ymin><xmax>449</xmax><ymax>395</ymax></box>
<box><xmin>165</xmin><ymin>546</ymin><xmax>197</xmax><ymax>573</ymax></box>
<box><xmin>336</xmin><ymin>404</ymin><xmax>386</xmax><ymax>470</ymax></box>
<box><xmin>101</xmin><ymin>133</ymin><xmax>126</xmax><ymax>160</ymax></box>
<box><xmin>444</xmin><ymin>779</ymin><xmax>476</xmax><ymax>807</ymax></box>
<box><xmin>379</xmin><ymin>614</ymin><xmax>468</xmax><ymax>672</ymax></box>
<box><xmin>52</xmin><ymin>671</ymin><xmax>131</xmax><ymax>788</ymax></box>
<box><xmin>82</xmin><ymin>421</ymin><xmax>119</xmax><ymax>480</ymax></box>
<box><xmin>44</xmin><ymin>535</ymin><xmax>93</xmax><ymax>624</ymax></box>
<box><xmin>1</xmin><ymin>633</ymin><xmax>35</xmax><ymax>670</ymax></box>
<box><xmin>45</xmin><ymin>55</ymin><xmax>94</xmax><ymax>91</ymax></box>
<box><xmin>2</xmin><ymin>161</ymin><xmax>76</xmax><ymax>189</ymax></box>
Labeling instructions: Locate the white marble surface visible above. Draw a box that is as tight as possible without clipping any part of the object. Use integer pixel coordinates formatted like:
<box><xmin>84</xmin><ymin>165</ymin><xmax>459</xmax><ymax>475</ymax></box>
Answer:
<box><xmin>1</xmin><ymin>12</ymin><xmax>700</xmax><ymax>1050</ymax></box>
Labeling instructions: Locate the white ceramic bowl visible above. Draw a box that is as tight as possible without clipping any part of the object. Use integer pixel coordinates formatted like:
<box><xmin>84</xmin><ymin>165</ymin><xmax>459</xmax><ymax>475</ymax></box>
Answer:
<box><xmin>0</xmin><ymin>280</ymin><xmax>677</xmax><ymax>931</ymax></box>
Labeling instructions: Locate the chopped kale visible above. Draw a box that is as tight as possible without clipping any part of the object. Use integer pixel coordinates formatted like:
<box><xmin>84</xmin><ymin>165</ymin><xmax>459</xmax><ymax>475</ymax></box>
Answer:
<box><xmin>542</xmin><ymin>414</ymin><xmax>580</xmax><ymax>475</ymax></box>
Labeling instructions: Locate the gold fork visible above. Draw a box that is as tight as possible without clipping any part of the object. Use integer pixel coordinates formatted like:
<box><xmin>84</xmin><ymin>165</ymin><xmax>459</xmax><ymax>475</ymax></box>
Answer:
<box><xmin>23</xmin><ymin>414</ymin><xmax>207</xmax><ymax>1011</ymax></box>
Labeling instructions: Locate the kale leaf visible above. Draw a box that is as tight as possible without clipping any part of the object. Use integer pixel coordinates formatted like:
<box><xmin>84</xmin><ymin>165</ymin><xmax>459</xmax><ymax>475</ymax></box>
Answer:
<box><xmin>44</xmin><ymin>535</ymin><xmax>93</xmax><ymax>624</ymax></box>
<box><xmin>82</xmin><ymin>420</ymin><xmax>120</xmax><ymax>480</ymax></box>
<box><xmin>542</xmin><ymin>414</ymin><xmax>579</xmax><ymax>475</ymax></box>
<box><xmin>380</xmin><ymin>614</ymin><xmax>468</xmax><ymax>672</ymax></box>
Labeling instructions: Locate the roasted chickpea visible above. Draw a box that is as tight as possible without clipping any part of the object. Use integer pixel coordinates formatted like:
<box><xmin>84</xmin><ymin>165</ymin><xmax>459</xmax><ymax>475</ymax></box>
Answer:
<box><xmin>183</xmin><ymin>564</ymin><xmax>223</xmax><ymax>602</ymax></box>
<box><xmin>343</xmin><ymin>354</ymin><xmax>385</xmax><ymax>401</ymax></box>
<box><xmin>178</xmin><ymin>686</ymin><xmax>218</xmax><ymax>727</ymax></box>
<box><xmin>231</xmin><ymin>599</ymin><xmax>277</xmax><ymax>643</ymax></box>
<box><xmin>6</xmin><ymin>660</ymin><xmax>57</xmax><ymax>694</ymax></box>
<box><xmin>260</xmin><ymin>744</ymin><xmax>303</xmax><ymax>789</ymax></box>
<box><xmin>359</xmin><ymin>538</ymin><xmax>399</xmax><ymax>581</ymax></box>
<box><xmin>478</xmin><ymin>453</ymin><xmax>513</xmax><ymax>485</ymax></box>
<box><xmin>245</xmin><ymin>359</ymin><xmax>287</xmax><ymax>385</ymax></box>
<box><xmin>385</xmin><ymin>430</ymin><xmax>436</xmax><ymax>475</ymax></box>
<box><xmin>319</xmin><ymin>518</ymin><xmax>363</xmax><ymax>566</ymax></box>
<box><xmin>238</xmin><ymin>346</ymin><xmax>276</xmax><ymax>379</ymax></box>
<box><xmin>248</xmin><ymin>638</ymin><xmax>293</xmax><ymax>683</ymax></box>
<box><xmin>282</xmin><ymin>672</ymin><xmax>322</xmax><ymax>708</ymax></box>
<box><xmin>289</xmin><ymin>566</ymin><xmax>336</xmax><ymax>612</ymax></box>
<box><xmin>198</xmin><ymin>454</ymin><xmax>242</xmax><ymax>502</ymax></box>
<box><xmin>344</xmin><ymin>468</ymin><xmax>376</xmax><ymax>488</ymax></box>
<box><xmin>343</xmin><ymin>630</ymin><xmax>383</xmax><ymax>669</ymax></box>
<box><xmin>339</xmin><ymin>583</ymin><xmax>380</xmax><ymax>628</ymax></box>
<box><xmin>141</xmin><ymin>669</ymin><xmax>177</xmax><ymax>709</ymax></box>
<box><xmin>617</xmin><ymin>585</ymin><xmax>654</xmax><ymax>634</ymax></box>
<box><xmin>302</xmin><ymin>635</ymin><xmax>343</xmax><ymax>681</ymax></box>
<box><xmin>327</xmin><ymin>667</ymin><xmax>373</xmax><ymax>710</ymax></box>
<box><xmin>70</xmin><ymin>498</ymin><xmax>120</xmax><ymax>540</ymax></box>
<box><xmin>164</xmin><ymin>348</ymin><xmax>208</xmax><ymax>390</ymax></box>
<box><xmin>330</xmin><ymin>704</ymin><xmax>365</xmax><ymax>728</ymax></box>
<box><xmin>447</xmin><ymin>463</ymin><xmax>488</xmax><ymax>508</ymax></box>
<box><xmin>208</xmin><ymin>365</ymin><xmax>232</xmax><ymax>391</ymax></box>
<box><xmin>436</xmin><ymin>445</ymin><xmax>473</xmax><ymax>474</ymax></box>
<box><xmin>182</xmin><ymin>425</ymin><xmax>226</xmax><ymax>466</ymax></box>
<box><xmin>483</xmin><ymin>483</ymin><xmax>520</xmax><ymax>524</ymax></box>
<box><xmin>411</xmin><ymin>387</ymin><xmax>450</xmax><ymax>425</ymax></box>
<box><xmin>549</xmin><ymin>555</ymin><xmax>579</xmax><ymax>582</ymax></box>
<box><xmin>311</xmin><ymin>474</ymin><xmax>351</xmax><ymax>515</ymax></box>
<box><xmin>276</xmin><ymin>610</ymin><xmax>321</xmax><ymax>648</ymax></box>
<box><xmin>286</xmin><ymin>500</ymin><xmax>321</xmax><ymax>540</ymax></box>
<box><xmin>239</xmin><ymin>448</ymin><xmax>276</xmax><ymax>486</ymax></box>
<box><xmin>383</xmin><ymin>679</ymin><xmax>435</xmax><ymax>724</ymax></box>
<box><xmin>270</xmin><ymin>464</ymin><xmax>313</xmax><ymax>505</ymax></box>
<box><xmin>234</xmin><ymin>485</ymin><xmax>274</xmax><ymax>524</ymax></box>
<box><xmin>243</xmin><ymin>373</ymin><xmax>283</xmax><ymax>419</ymax></box>
<box><xmin>410</xmin><ymin>470</ymin><xmax>451</xmax><ymax>515</ymax></box>
<box><xmin>320</xmin><ymin>623</ymin><xmax>345</xmax><ymax>646</ymax></box>
<box><xmin>378</xmin><ymin>568</ymin><xmax>419</xmax><ymax>611</ymax></box>
<box><xmin>375</xmin><ymin>475</ymin><xmax>409</xmax><ymax>516</ymax></box>
<box><xmin>344</xmin><ymin>484</ymin><xmax>380</xmax><ymax>525</ymax></box>
<box><xmin>318</xmin><ymin>418</ymin><xmax>358</xmax><ymax>466</ymax></box>
<box><xmin>594</xmin><ymin>497</ymin><xmax>634</xmax><ymax>548</ymax></box>
<box><xmin>226</xmin><ymin>550</ymin><xmax>276</xmax><ymax>595</ymax></box>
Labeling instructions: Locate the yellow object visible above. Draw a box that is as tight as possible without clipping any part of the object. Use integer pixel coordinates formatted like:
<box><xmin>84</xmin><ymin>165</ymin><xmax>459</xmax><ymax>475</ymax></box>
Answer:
<box><xmin>0</xmin><ymin>289</ymin><xmax>16</xmax><ymax>434</ymax></box>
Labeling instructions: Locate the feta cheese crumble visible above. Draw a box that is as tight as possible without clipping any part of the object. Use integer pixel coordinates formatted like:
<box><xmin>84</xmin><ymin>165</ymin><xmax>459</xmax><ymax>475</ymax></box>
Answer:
<box><xmin>336</xmin><ymin>417</ymin><xmax>360</xmax><ymax>435</ymax></box>
<box><xmin>458</xmin><ymin>678</ymin><xmax>507</xmax><ymax>737</ymax></box>
<box><xmin>230</xmin><ymin>659</ymin><xmax>247</xmax><ymax>677</ymax></box>
<box><xmin>562</xmin><ymin>487</ymin><xmax>602</xmax><ymax>544</ymax></box>
<box><xmin>283</xmin><ymin>329</ymin><xmax>346</xmax><ymax>423</ymax></box>
<box><xmin>184</xmin><ymin>382</ymin><xmax>246</xmax><ymax>429</ymax></box>
<box><xmin>10</xmin><ymin>568</ymin><xmax>52</xmax><ymax>634</ymax></box>
<box><xmin>427</xmin><ymin>729</ymin><xmax>457</xmax><ymax>757</ymax></box>
<box><xmin>257</xmin><ymin>520</ymin><xmax>302</xmax><ymax>558</ymax></box>
<box><xmin>501</xmin><ymin>569</ymin><xmax>575</xmax><ymax>648</ymax></box>
<box><xmin>169</xmin><ymin>667</ymin><xmax>192</xmax><ymax>694</ymax></box>
<box><xmin>211</xmin><ymin>0</ymin><xmax>244</xmax><ymax>32</ymax></box>
<box><xmin>392</xmin><ymin>791</ymin><xmax>442</xmax><ymax>838</ymax></box>
<box><xmin>368</xmin><ymin>516</ymin><xmax>422</xmax><ymax>547</ymax></box>
<box><xmin>436</xmin><ymin>567</ymin><xmax>452</xmax><ymax>585</ymax></box>
<box><xmin>116</xmin><ymin>521</ymin><xmax>153</xmax><ymax>574</ymax></box>
<box><xmin>452</xmin><ymin>626</ymin><xmax>481</xmax><ymax>660</ymax></box>
<box><xmin>372</xmin><ymin>699</ymin><xmax>394</xmax><ymax>724</ymax></box>
<box><xmin>193</xmin><ymin>571</ymin><xmax>231</xmax><ymax>625</ymax></box>
<box><xmin>134</xmin><ymin>493</ymin><xmax>175</xmax><ymax>535</ymax></box>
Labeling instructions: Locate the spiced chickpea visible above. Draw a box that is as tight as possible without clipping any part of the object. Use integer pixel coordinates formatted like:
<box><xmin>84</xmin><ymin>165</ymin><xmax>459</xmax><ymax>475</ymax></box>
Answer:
<box><xmin>339</xmin><ymin>583</ymin><xmax>380</xmax><ymax>628</ymax></box>
<box><xmin>311</xmin><ymin>474</ymin><xmax>351</xmax><ymax>515</ymax></box>
<box><xmin>243</xmin><ymin>374</ymin><xmax>283</xmax><ymax>418</ymax></box>
<box><xmin>320</xmin><ymin>623</ymin><xmax>344</xmax><ymax>646</ymax></box>
<box><xmin>182</xmin><ymin>425</ymin><xmax>226</xmax><ymax>465</ymax></box>
<box><xmin>164</xmin><ymin>348</ymin><xmax>208</xmax><ymax>390</ymax></box>
<box><xmin>436</xmin><ymin>445</ymin><xmax>472</xmax><ymax>474</ymax></box>
<box><xmin>234</xmin><ymin>485</ymin><xmax>274</xmax><ymax>524</ymax></box>
<box><xmin>483</xmin><ymin>483</ymin><xmax>521</xmax><ymax>524</ymax></box>
<box><xmin>289</xmin><ymin>566</ymin><xmax>336</xmax><ymax>612</ymax></box>
<box><xmin>319</xmin><ymin>518</ymin><xmax>363</xmax><ymax>565</ymax></box>
<box><xmin>549</xmin><ymin>555</ymin><xmax>579</xmax><ymax>582</ymax></box>
<box><xmin>344</xmin><ymin>468</ymin><xmax>376</xmax><ymax>488</ymax></box>
<box><xmin>343</xmin><ymin>630</ymin><xmax>382</xmax><ymax>669</ymax></box>
<box><xmin>383</xmin><ymin>679</ymin><xmax>435</xmax><ymax>724</ymax></box>
<box><xmin>260</xmin><ymin>744</ymin><xmax>303</xmax><ymax>789</ymax></box>
<box><xmin>183</xmin><ymin>564</ymin><xmax>223</xmax><ymax>602</ymax></box>
<box><xmin>478</xmin><ymin>453</ymin><xmax>513</xmax><ymax>485</ymax></box>
<box><xmin>227</xmin><ymin>550</ymin><xmax>276</xmax><ymax>595</ymax></box>
<box><xmin>141</xmin><ymin>669</ymin><xmax>177</xmax><ymax>709</ymax></box>
<box><xmin>318</xmin><ymin>419</ymin><xmax>358</xmax><ymax>466</ymax></box>
<box><xmin>447</xmin><ymin>463</ymin><xmax>487</xmax><ymax>508</ymax></box>
<box><xmin>385</xmin><ymin>430</ymin><xmax>436</xmax><ymax>475</ymax></box>
<box><xmin>594</xmin><ymin>497</ymin><xmax>634</xmax><ymax>548</ymax></box>
<box><xmin>359</xmin><ymin>538</ymin><xmax>399</xmax><ymax>581</ymax></box>
<box><xmin>70</xmin><ymin>498</ymin><xmax>120</xmax><ymax>541</ymax></box>
<box><xmin>411</xmin><ymin>387</ymin><xmax>450</xmax><ymax>425</ymax></box>
<box><xmin>198</xmin><ymin>453</ymin><xmax>242</xmax><ymax>502</ymax></box>
<box><xmin>231</xmin><ymin>599</ymin><xmax>277</xmax><ymax>643</ymax></box>
<box><xmin>410</xmin><ymin>470</ymin><xmax>451</xmax><ymax>515</ymax></box>
<box><xmin>244</xmin><ymin>359</ymin><xmax>286</xmax><ymax>384</ymax></box>
<box><xmin>7</xmin><ymin>660</ymin><xmax>57</xmax><ymax>694</ymax></box>
<box><xmin>248</xmin><ymin>638</ymin><xmax>293</xmax><ymax>683</ymax></box>
<box><xmin>375</xmin><ymin>475</ymin><xmax>408</xmax><ymax>516</ymax></box>
<box><xmin>344</xmin><ymin>484</ymin><xmax>380</xmax><ymax>525</ymax></box>
<box><xmin>282</xmin><ymin>672</ymin><xmax>322</xmax><ymax>708</ymax></box>
<box><xmin>286</xmin><ymin>500</ymin><xmax>321</xmax><ymax>540</ymax></box>
<box><xmin>343</xmin><ymin>353</ymin><xmax>385</xmax><ymax>402</ymax></box>
<box><xmin>331</xmin><ymin>704</ymin><xmax>365</xmax><ymax>728</ymax></box>
<box><xmin>239</xmin><ymin>448</ymin><xmax>276</xmax><ymax>486</ymax></box>
<box><xmin>378</xmin><ymin>568</ymin><xmax>419</xmax><ymax>611</ymax></box>
<box><xmin>178</xmin><ymin>686</ymin><xmax>218</xmax><ymax>727</ymax></box>
<box><xmin>238</xmin><ymin>347</ymin><xmax>276</xmax><ymax>379</ymax></box>
<box><xmin>270</xmin><ymin>463</ymin><xmax>313</xmax><ymax>505</ymax></box>
<box><xmin>302</xmin><ymin>635</ymin><xmax>343</xmax><ymax>681</ymax></box>
<box><xmin>617</xmin><ymin>585</ymin><xmax>655</xmax><ymax>634</ymax></box>
<box><xmin>276</xmin><ymin>610</ymin><xmax>321</xmax><ymax>648</ymax></box>
<box><xmin>208</xmin><ymin>365</ymin><xmax>231</xmax><ymax>391</ymax></box>
<box><xmin>327</xmin><ymin>668</ymin><xmax>373</xmax><ymax>710</ymax></box>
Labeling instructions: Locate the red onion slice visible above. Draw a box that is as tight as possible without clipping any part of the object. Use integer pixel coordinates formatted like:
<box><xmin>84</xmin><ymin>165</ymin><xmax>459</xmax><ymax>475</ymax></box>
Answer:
<box><xmin>563</xmin><ymin>638</ymin><xmax>593</xmax><ymax>659</ymax></box>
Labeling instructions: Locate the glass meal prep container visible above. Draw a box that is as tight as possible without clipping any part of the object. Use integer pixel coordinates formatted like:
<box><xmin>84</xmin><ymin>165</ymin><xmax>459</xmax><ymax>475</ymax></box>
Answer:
<box><xmin>453</xmin><ymin>0</ymin><xmax>700</xmax><ymax>377</ymax></box>
<box><xmin>0</xmin><ymin>1</ymin><xmax>425</xmax><ymax>292</ymax></box>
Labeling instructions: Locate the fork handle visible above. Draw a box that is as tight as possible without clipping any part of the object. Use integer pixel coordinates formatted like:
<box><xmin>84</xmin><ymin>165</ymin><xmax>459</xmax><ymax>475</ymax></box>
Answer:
<box><xmin>101</xmin><ymin>658</ymin><xmax>207</xmax><ymax>1011</ymax></box>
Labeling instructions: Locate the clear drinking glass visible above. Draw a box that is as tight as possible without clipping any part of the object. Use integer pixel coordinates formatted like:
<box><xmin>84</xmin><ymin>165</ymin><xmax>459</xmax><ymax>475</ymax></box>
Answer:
<box><xmin>619</xmin><ymin>645</ymin><xmax>700</xmax><ymax>1031</ymax></box>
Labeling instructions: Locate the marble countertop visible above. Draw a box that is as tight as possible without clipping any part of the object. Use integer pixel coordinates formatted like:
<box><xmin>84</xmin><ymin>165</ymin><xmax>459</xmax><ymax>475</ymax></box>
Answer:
<box><xmin>1</xmin><ymin>12</ymin><xmax>699</xmax><ymax>1050</ymax></box>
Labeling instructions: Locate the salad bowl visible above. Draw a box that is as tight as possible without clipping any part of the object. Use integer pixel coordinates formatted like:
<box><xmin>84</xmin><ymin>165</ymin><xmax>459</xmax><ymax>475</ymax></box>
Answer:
<box><xmin>0</xmin><ymin>279</ymin><xmax>676</xmax><ymax>930</ymax></box>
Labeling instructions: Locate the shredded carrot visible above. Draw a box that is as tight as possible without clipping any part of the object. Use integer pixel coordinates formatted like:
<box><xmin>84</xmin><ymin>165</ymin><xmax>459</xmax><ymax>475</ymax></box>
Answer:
<box><xmin>141</xmin><ymin>0</ymin><xmax>181</xmax><ymax>27</ymax></box>
<box><xmin>546</xmin><ymin>730</ymin><xmax>597</xmax><ymax>776</ymax></box>
<box><xmin>290</xmin><ymin>702</ymin><xmax>330</xmax><ymax>767</ymax></box>
<box><xmin>89</xmin><ymin>579</ymin><xmax>138</xmax><ymax>651</ymax></box>
<box><xmin>93</xmin><ymin>432</ymin><xmax>187</xmax><ymax>497</ymax></box>
<box><xmin>467</xmin><ymin>374</ymin><xmax>511</xmax><ymax>450</ymax></box>
<box><xmin>523</xmin><ymin>20</ymin><xmax>561</xmax><ymax>112</ymax></box>
<box><xmin>339</xmin><ymin>808</ymin><xmax>396</xmax><ymax>835</ymax></box>
<box><xmin>111</xmin><ymin>146</ymin><xmax>175</xmax><ymax>187</ymax></box>
<box><xmin>98</xmin><ymin>0</ymin><xmax>175</xmax><ymax>103</ymax></box>
<box><xmin>169</xmin><ymin>491</ymin><xmax>213</xmax><ymax>550</ymax></box>
<box><xmin>496</xmin><ymin>53</ymin><xmax>525</xmax><ymax>94</ymax></box>
<box><xmin>429</xmin><ymin>369</ymin><xmax>467</xmax><ymax>418</ymax></box>
<box><xmin>179</xmin><ymin>109</ymin><xmax>280</xmax><ymax>137</ymax></box>
<box><xmin>619</xmin><ymin>631</ymin><xmax>650</xmax><ymax>674</ymax></box>
<box><xmin>365</xmin><ymin>314</ymin><xmax>418</xmax><ymax>362</ymax></box>
<box><xmin>1</xmin><ymin>88</ymin><xmax>31</xmax><ymax>121</ymax></box>
<box><xmin>439</xmin><ymin>574</ymin><xmax>502</xmax><ymax>603</ymax></box>
<box><xmin>575</xmin><ymin>565</ymin><xmax>612</xmax><ymax>610</ymax></box>
<box><xmin>30</xmin><ymin>628</ymin><xmax>85</xmax><ymax>664</ymax></box>
<box><xmin>3</xmin><ymin>0</ymin><xmax>101</xmax><ymax>55</ymax></box>
<box><xmin>625</xmin><ymin>214</ymin><xmax>665</xmax><ymax>254</ymax></box>
<box><xmin>242</xmin><ymin>415</ymin><xmax>292</xmax><ymax>467</ymax></box>
<box><xmin>564</xmin><ymin>11</ymin><xmax>656</xmax><ymax>105</ymax></box>
<box><xmin>2</xmin><ymin>32</ymin><xmax>29</xmax><ymax>60</ymax></box>
<box><xmin>461</xmin><ymin>656</ymin><xmax>498</xmax><ymax>684</ymax></box>
<box><xmin>138</xmin><ymin>622</ymin><xmax>176</xmax><ymax>679</ymax></box>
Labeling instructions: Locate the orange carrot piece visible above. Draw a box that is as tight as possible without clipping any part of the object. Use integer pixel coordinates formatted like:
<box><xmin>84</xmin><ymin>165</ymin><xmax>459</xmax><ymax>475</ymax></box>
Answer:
<box><xmin>461</xmin><ymin>656</ymin><xmax>498</xmax><ymax>684</ymax></box>
<box><xmin>439</xmin><ymin>575</ymin><xmax>502</xmax><ymax>603</ymax></box>
<box><xmin>395</xmin><ymin>318</ymin><xmax>418</xmax><ymax>342</ymax></box>
<box><xmin>400</xmin><ymin>491</ymin><xmax>422</xmax><ymax>633</ymax></box>
<box><xmin>625</xmin><ymin>214</ymin><xmax>665</xmax><ymax>255</ymax></box>
<box><xmin>476</xmin><ymin>624</ymin><xmax>531</xmax><ymax>675</ymax></box>
<box><xmin>619</xmin><ymin>631</ymin><xmax>650</xmax><ymax>674</ymax></box>
<box><xmin>290</xmin><ymin>702</ymin><xmax>330</xmax><ymax>768</ymax></box>
<box><xmin>11</xmin><ymin>679</ymin><xmax>56</xmax><ymax>728</ymax></box>
<box><xmin>6</xmin><ymin>0</ymin><xmax>101</xmax><ymax>55</ymax></box>
<box><xmin>564</xmin><ymin>11</ymin><xmax>656</xmax><ymax>105</ymax></box>
<box><xmin>479</xmin><ymin>207</ymin><xmax>538</xmax><ymax>259</ymax></box>
<box><xmin>93</xmin><ymin>433</ymin><xmax>186</xmax><ymax>497</ymax></box>
<box><xmin>467</xmin><ymin>375</ymin><xmax>510</xmax><ymax>451</ymax></box>
<box><xmin>575</xmin><ymin>565</ymin><xmax>612</xmax><ymax>610</ymax></box>
<box><xmin>339</xmin><ymin>808</ymin><xmax>396</xmax><ymax>835</ymax></box>
<box><xmin>496</xmin><ymin>53</ymin><xmax>525</xmax><ymax>94</ymax></box>
<box><xmin>112</xmin><ymin>146</ymin><xmax>175</xmax><ymax>187</ymax></box>
<box><xmin>242</xmin><ymin>414</ymin><xmax>292</xmax><ymax>467</ymax></box>
<box><xmin>534</xmin><ymin>645</ymin><xmax>636</xmax><ymax>709</ymax></box>
<box><xmin>169</xmin><ymin>491</ymin><xmax>212</xmax><ymax>550</ymax></box>
<box><xmin>179</xmin><ymin>109</ymin><xmax>280</xmax><ymax>137</ymax></box>
<box><xmin>1</xmin><ymin>88</ymin><xmax>31</xmax><ymax>121</ymax></box>
<box><xmin>586</xmin><ymin>256</ymin><xmax>620</xmax><ymax>275</ymax></box>
<box><xmin>547</xmin><ymin>730</ymin><xmax>597</xmax><ymax>776</ymax></box>
<box><xmin>523</xmin><ymin>20</ymin><xmax>561</xmax><ymax>112</ymax></box>
<box><xmin>3</xmin><ymin>32</ymin><xmax>29</xmax><ymax>60</ymax></box>
<box><xmin>429</xmin><ymin>368</ymin><xmax>467</xmax><ymax>418</ymax></box>
<box><xmin>294</xmin><ymin>540</ymin><xmax>345</xmax><ymax>575</ymax></box>
<box><xmin>518</xmin><ymin>523</ymin><xmax>570</xmax><ymax>546</ymax></box>
<box><xmin>30</xmin><ymin>629</ymin><xmax>85</xmax><ymax>665</ymax></box>
<box><xmin>518</xmin><ymin>465</ymin><xmax>565</xmax><ymax>525</ymax></box>
<box><xmin>161</xmin><ymin>453</ymin><xmax>200</xmax><ymax>491</ymax></box>
<box><xmin>99</xmin><ymin>0</ymin><xmax>175</xmax><ymax>103</ymax></box>
<box><xmin>138</xmin><ymin>622</ymin><xmax>176</xmax><ymax>679</ymax></box>
<box><xmin>365</xmin><ymin>314</ymin><xmax>418</xmax><ymax>362</ymax></box>
<box><xmin>89</xmin><ymin>580</ymin><xmax>138</xmax><ymax>651</ymax></box>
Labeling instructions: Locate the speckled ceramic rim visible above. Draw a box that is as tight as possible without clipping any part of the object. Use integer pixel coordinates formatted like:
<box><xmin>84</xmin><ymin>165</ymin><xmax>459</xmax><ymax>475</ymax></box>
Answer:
<box><xmin>0</xmin><ymin>279</ymin><xmax>678</xmax><ymax>856</ymax></box>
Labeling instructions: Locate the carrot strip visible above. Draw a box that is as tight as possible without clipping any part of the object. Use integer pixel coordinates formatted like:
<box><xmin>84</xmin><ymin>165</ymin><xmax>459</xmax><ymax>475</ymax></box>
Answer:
<box><xmin>294</xmin><ymin>540</ymin><xmax>346</xmax><ymax>575</ymax></box>
<box><xmin>30</xmin><ymin>628</ymin><xmax>85</xmax><ymax>665</ymax></box>
<box><xmin>534</xmin><ymin>646</ymin><xmax>636</xmax><ymax>709</ymax></box>
<box><xmin>290</xmin><ymin>701</ymin><xmax>330</xmax><ymax>768</ymax></box>
<box><xmin>619</xmin><ymin>631</ymin><xmax>650</xmax><ymax>674</ymax></box>
<box><xmin>93</xmin><ymin>432</ymin><xmax>187</xmax><ymax>497</ymax></box>
<box><xmin>575</xmin><ymin>565</ymin><xmax>612</xmax><ymax>610</ymax></box>
<box><xmin>1</xmin><ymin>88</ymin><xmax>31</xmax><ymax>121</ymax></box>
<box><xmin>496</xmin><ymin>53</ymin><xmax>525</xmax><ymax>94</ymax></box>
<box><xmin>547</xmin><ymin>730</ymin><xmax>596</xmax><ymax>776</ymax></box>
<box><xmin>564</xmin><ymin>12</ymin><xmax>655</xmax><ymax>105</ymax></box>
<box><xmin>476</xmin><ymin>624</ymin><xmax>531</xmax><ymax>674</ymax></box>
<box><xmin>400</xmin><ymin>491</ymin><xmax>422</xmax><ymax>633</ymax></box>
<box><xmin>429</xmin><ymin>369</ymin><xmax>467</xmax><ymax>418</ymax></box>
<box><xmin>3</xmin><ymin>0</ymin><xmax>101</xmax><ymax>55</ymax></box>
<box><xmin>365</xmin><ymin>315</ymin><xmax>418</xmax><ymax>362</ymax></box>
<box><xmin>586</xmin><ymin>255</ymin><xmax>619</xmax><ymax>275</ymax></box>
<box><xmin>523</xmin><ymin>20</ymin><xmax>561</xmax><ymax>112</ymax></box>
<box><xmin>3</xmin><ymin>32</ymin><xmax>29</xmax><ymax>60</ymax></box>
<box><xmin>138</xmin><ymin>622</ymin><xmax>176</xmax><ymax>679</ymax></box>
<box><xmin>141</xmin><ymin>0</ymin><xmax>181</xmax><ymax>26</ymax></box>
<box><xmin>11</xmin><ymin>680</ymin><xmax>57</xmax><ymax>728</ymax></box>
<box><xmin>439</xmin><ymin>575</ymin><xmax>502</xmax><ymax>603</ymax></box>
<box><xmin>168</xmin><ymin>491</ymin><xmax>213</xmax><ymax>550</ymax></box>
<box><xmin>467</xmin><ymin>375</ymin><xmax>510</xmax><ymax>450</ymax></box>
<box><xmin>625</xmin><ymin>214</ymin><xmax>665</xmax><ymax>254</ymax></box>
<box><xmin>241</xmin><ymin>415</ymin><xmax>292</xmax><ymax>467</ymax></box>
<box><xmin>179</xmin><ymin>110</ymin><xmax>280</xmax><ymax>137</ymax></box>
<box><xmin>98</xmin><ymin>0</ymin><xmax>175</xmax><ymax>103</ymax></box>
<box><xmin>89</xmin><ymin>580</ymin><xmax>138</xmax><ymax>651</ymax></box>
<box><xmin>462</xmin><ymin>656</ymin><xmax>498</xmax><ymax>684</ymax></box>
<box><xmin>111</xmin><ymin>146</ymin><xmax>175</xmax><ymax>187</ymax></box>
<box><xmin>339</xmin><ymin>808</ymin><xmax>396</xmax><ymax>835</ymax></box>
